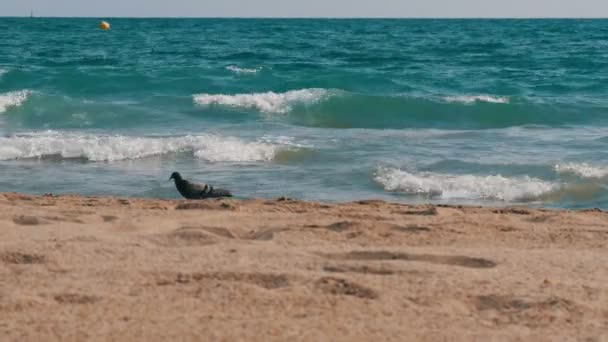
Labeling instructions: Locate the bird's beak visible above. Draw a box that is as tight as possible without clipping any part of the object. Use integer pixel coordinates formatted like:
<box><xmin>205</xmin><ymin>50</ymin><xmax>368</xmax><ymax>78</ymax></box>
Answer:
<box><xmin>168</xmin><ymin>177</ymin><xmax>172</xmax><ymax>181</ymax></box>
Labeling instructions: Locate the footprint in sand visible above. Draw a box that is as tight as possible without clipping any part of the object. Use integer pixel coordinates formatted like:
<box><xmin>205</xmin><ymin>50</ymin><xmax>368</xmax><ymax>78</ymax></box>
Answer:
<box><xmin>314</xmin><ymin>277</ymin><xmax>378</xmax><ymax>299</ymax></box>
<box><xmin>156</xmin><ymin>272</ymin><xmax>290</xmax><ymax>290</ymax></box>
<box><xmin>243</xmin><ymin>227</ymin><xmax>289</xmax><ymax>241</ymax></box>
<box><xmin>322</xmin><ymin>251</ymin><xmax>496</xmax><ymax>269</ymax></box>
<box><xmin>391</xmin><ymin>224</ymin><xmax>432</xmax><ymax>233</ymax></box>
<box><xmin>471</xmin><ymin>294</ymin><xmax>582</xmax><ymax>326</ymax></box>
<box><xmin>0</xmin><ymin>251</ymin><xmax>46</xmax><ymax>264</ymax></box>
<box><xmin>305</xmin><ymin>221</ymin><xmax>360</xmax><ymax>233</ymax></box>
<box><xmin>54</xmin><ymin>293</ymin><xmax>101</xmax><ymax>305</ymax></box>
<box><xmin>13</xmin><ymin>215</ymin><xmax>45</xmax><ymax>226</ymax></box>
<box><xmin>323</xmin><ymin>264</ymin><xmax>395</xmax><ymax>276</ymax></box>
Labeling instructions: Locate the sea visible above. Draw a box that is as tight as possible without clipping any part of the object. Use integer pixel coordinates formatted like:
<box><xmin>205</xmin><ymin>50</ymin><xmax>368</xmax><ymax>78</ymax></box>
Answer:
<box><xmin>1</xmin><ymin>18</ymin><xmax>608</xmax><ymax>208</ymax></box>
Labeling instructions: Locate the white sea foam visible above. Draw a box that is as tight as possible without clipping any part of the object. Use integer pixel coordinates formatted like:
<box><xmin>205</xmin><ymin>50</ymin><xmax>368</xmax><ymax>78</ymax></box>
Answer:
<box><xmin>555</xmin><ymin>163</ymin><xmax>608</xmax><ymax>179</ymax></box>
<box><xmin>193</xmin><ymin>88</ymin><xmax>335</xmax><ymax>114</ymax></box>
<box><xmin>374</xmin><ymin>167</ymin><xmax>557</xmax><ymax>202</ymax></box>
<box><xmin>0</xmin><ymin>90</ymin><xmax>31</xmax><ymax>113</ymax></box>
<box><xmin>0</xmin><ymin>69</ymin><xmax>7</xmax><ymax>78</ymax></box>
<box><xmin>226</xmin><ymin>65</ymin><xmax>261</xmax><ymax>74</ymax></box>
<box><xmin>0</xmin><ymin>131</ymin><xmax>286</xmax><ymax>162</ymax></box>
<box><xmin>443</xmin><ymin>95</ymin><xmax>510</xmax><ymax>104</ymax></box>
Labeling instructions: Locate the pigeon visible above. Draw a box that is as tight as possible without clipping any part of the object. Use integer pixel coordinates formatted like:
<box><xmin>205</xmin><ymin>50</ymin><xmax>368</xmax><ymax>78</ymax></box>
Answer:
<box><xmin>169</xmin><ymin>172</ymin><xmax>233</xmax><ymax>199</ymax></box>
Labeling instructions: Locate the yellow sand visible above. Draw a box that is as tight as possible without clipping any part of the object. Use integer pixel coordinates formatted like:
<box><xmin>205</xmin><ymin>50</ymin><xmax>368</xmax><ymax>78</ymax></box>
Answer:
<box><xmin>0</xmin><ymin>193</ymin><xmax>607</xmax><ymax>341</ymax></box>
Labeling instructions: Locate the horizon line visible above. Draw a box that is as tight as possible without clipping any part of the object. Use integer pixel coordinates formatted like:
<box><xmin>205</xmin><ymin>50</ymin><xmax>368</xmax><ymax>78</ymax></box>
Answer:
<box><xmin>1</xmin><ymin>16</ymin><xmax>608</xmax><ymax>19</ymax></box>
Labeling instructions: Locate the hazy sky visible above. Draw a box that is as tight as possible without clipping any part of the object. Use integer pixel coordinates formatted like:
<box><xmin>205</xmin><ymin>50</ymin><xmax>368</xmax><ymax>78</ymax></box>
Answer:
<box><xmin>2</xmin><ymin>0</ymin><xmax>607</xmax><ymax>18</ymax></box>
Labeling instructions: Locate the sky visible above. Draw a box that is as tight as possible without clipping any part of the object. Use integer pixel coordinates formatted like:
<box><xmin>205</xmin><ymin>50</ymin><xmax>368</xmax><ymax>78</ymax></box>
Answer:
<box><xmin>1</xmin><ymin>0</ymin><xmax>607</xmax><ymax>18</ymax></box>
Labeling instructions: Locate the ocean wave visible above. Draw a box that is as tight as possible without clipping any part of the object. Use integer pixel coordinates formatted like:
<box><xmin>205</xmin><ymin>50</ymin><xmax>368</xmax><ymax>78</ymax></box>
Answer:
<box><xmin>374</xmin><ymin>167</ymin><xmax>557</xmax><ymax>202</ymax></box>
<box><xmin>443</xmin><ymin>95</ymin><xmax>510</xmax><ymax>104</ymax></box>
<box><xmin>0</xmin><ymin>69</ymin><xmax>7</xmax><ymax>78</ymax></box>
<box><xmin>281</xmin><ymin>94</ymin><xmax>534</xmax><ymax>129</ymax></box>
<box><xmin>555</xmin><ymin>163</ymin><xmax>608</xmax><ymax>179</ymax></box>
<box><xmin>0</xmin><ymin>90</ymin><xmax>31</xmax><ymax>113</ymax></box>
<box><xmin>193</xmin><ymin>88</ymin><xmax>336</xmax><ymax>114</ymax></box>
<box><xmin>192</xmin><ymin>90</ymin><xmax>598</xmax><ymax>129</ymax></box>
<box><xmin>226</xmin><ymin>65</ymin><xmax>261</xmax><ymax>74</ymax></box>
<box><xmin>0</xmin><ymin>131</ymin><xmax>287</xmax><ymax>162</ymax></box>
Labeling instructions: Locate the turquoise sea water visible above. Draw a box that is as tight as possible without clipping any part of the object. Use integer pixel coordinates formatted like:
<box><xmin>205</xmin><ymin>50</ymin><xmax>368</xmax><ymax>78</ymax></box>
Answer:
<box><xmin>1</xmin><ymin>18</ymin><xmax>608</xmax><ymax>208</ymax></box>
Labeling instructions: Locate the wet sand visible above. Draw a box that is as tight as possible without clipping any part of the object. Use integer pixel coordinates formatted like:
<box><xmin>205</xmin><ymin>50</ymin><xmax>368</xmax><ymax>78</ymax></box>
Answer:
<box><xmin>0</xmin><ymin>193</ymin><xmax>607</xmax><ymax>341</ymax></box>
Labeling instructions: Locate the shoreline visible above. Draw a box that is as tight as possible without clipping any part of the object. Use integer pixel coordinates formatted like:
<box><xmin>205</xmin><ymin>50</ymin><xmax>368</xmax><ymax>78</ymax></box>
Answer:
<box><xmin>1</xmin><ymin>192</ymin><xmax>607</xmax><ymax>340</ymax></box>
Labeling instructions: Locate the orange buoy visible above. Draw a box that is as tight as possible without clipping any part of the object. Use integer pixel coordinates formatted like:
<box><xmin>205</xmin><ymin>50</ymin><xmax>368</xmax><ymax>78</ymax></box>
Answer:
<box><xmin>99</xmin><ymin>21</ymin><xmax>110</xmax><ymax>30</ymax></box>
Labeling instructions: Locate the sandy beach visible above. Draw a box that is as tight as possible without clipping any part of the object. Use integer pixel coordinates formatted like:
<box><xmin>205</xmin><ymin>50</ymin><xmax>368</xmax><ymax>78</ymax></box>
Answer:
<box><xmin>0</xmin><ymin>192</ymin><xmax>606</xmax><ymax>341</ymax></box>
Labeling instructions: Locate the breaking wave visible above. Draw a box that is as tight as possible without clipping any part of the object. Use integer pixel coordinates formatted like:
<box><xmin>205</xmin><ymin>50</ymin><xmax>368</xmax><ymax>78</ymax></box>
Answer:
<box><xmin>226</xmin><ymin>65</ymin><xmax>261</xmax><ymax>74</ymax></box>
<box><xmin>193</xmin><ymin>88</ymin><xmax>338</xmax><ymax>114</ymax></box>
<box><xmin>443</xmin><ymin>95</ymin><xmax>510</xmax><ymax>104</ymax></box>
<box><xmin>374</xmin><ymin>167</ymin><xmax>558</xmax><ymax>202</ymax></box>
<box><xmin>0</xmin><ymin>90</ymin><xmax>31</xmax><ymax>113</ymax></box>
<box><xmin>192</xmin><ymin>90</ymin><xmax>606</xmax><ymax>129</ymax></box>
<box><xmin>555</xmin><ymin>163</ymin><xmax>608</xmax><ymax>179</ymax></box>
<box><xmin>0</xmin><ymin>131</ymin><xmax>291</xmax><ymax>162</ymax></box>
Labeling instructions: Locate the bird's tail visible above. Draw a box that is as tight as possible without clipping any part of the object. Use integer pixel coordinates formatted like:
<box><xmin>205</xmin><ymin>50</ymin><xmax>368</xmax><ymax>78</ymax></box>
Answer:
<box><xmin>211</xmin><ymin>188</ymin><xmax>232</xmax><ymax>197</ymax></box>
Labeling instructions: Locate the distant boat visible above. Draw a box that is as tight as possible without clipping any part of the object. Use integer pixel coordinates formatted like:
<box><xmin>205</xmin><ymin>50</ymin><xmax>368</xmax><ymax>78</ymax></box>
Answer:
<box><xmin>30</xmin><ymin>9</ymin><xmax>34</xmax><ymax>18</ymax></box>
